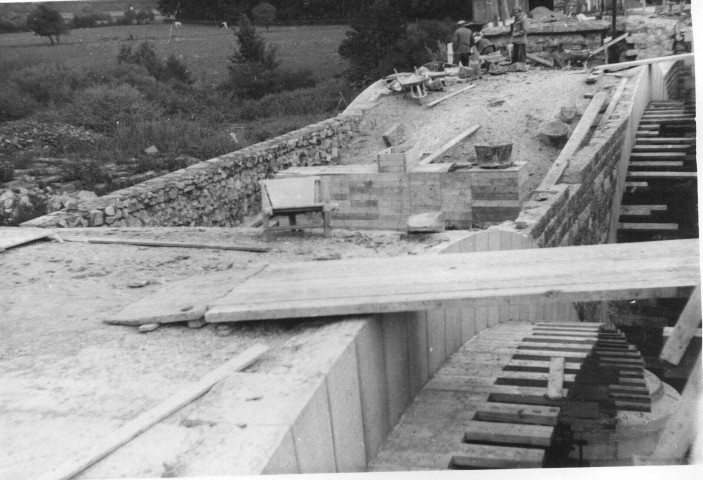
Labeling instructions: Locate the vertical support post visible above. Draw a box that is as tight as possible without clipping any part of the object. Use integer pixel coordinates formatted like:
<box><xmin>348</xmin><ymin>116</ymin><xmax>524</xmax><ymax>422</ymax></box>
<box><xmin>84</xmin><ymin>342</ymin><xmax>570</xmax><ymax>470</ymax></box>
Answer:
<box><xmin>612</xmin><ymin>0</ymin><xmax>617</xmax><ymax>34</ymax></box>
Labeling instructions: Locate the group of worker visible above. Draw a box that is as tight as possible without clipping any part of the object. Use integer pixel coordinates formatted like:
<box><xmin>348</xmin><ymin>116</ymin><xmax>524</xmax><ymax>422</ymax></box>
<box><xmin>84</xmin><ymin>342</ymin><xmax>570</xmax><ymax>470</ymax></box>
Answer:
<box><xmin>452</xmin><ymin>6</ymin><xmax>528</xmax><ymax>68</ymax></box>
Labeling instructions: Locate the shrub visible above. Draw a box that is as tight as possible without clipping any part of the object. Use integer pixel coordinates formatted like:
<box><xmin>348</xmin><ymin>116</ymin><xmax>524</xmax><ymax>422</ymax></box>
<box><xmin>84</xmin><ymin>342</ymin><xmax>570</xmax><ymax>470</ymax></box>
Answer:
<box><xmin>117</xmin><ymin>42</ymin><xmax>192</xmax><ymax>84</ymax></box>
<box><xmin>0</xmin><ymin>84</ymin><xmax>39</xmax><ymax>121</ymax></box>
<box><xmin>9</xmin><ymin>63</ymin><xmax>93</xmax><ymax>104</ymax></box>
<box><xmin>65</xmin><ymin>84</ymin><xmax>163</xmax><ymax>132</ymax></box>
<box><xmin>230</xmin><ymin>14</ymin><xmax>278</xmax><ymax>68</ymax></box>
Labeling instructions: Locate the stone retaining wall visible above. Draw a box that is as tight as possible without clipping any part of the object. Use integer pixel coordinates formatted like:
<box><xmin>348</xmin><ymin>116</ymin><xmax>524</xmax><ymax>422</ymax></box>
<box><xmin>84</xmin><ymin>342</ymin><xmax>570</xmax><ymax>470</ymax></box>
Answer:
<box><xmin>482</xmin><ymin>20</ymin><xmax>609</xmax><ymax>53</ymax></box>
<box><xmin>22</xmin><ymin>116</ymin><xmax>360</xmax><ymax>229</ymax></box>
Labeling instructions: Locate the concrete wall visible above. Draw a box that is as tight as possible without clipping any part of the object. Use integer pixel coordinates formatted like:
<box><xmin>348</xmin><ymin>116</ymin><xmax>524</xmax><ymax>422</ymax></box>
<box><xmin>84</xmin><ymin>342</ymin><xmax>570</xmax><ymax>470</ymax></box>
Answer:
<box><xmin>278</xmin><ymin>162</ymin><xmax>529</xmax><ymax>230</ymax></box>
<box><xmin>508</xmin><ymin>59</ymin><xmax>688</xmax><ymax>248</ymax></box>
<box><xmin>22</xmin><ymin>116</ymin><xmax>360</xmax><ymax>229</ymax></box>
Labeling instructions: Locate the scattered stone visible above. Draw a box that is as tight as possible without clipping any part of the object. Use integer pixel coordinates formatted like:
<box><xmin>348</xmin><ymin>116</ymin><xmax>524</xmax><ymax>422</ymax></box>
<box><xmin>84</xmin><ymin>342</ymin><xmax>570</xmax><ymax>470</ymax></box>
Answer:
<box><xmin>128</xmin><ymin>280</ymin><xmax>150</xmax><ymax>288</ymax></box>
<box><xmin>138</xmin><ymin>323</ymin><xmax>160</xmax><ymax>333</ymax></box>
<box><xmin>245</xmin><ymin>396</ymin><xmax>263</xmax><ymax>401</ymax></box>
<box><xmin>144</xmin><ymin>145</ymin><xmax>159</xmax><ymax>155</ymax></box>
<box><xmin>187</xmin><ymin>319</ymin><xmax>206</xmax><ymax>329</ymax></box>
<box><xmin>215</xmin><ymin>324</ymin><xmax>233</xmax><ymax>336</ymax></box>
<box><xmin>559</xmin><ymin>105</ymin><xmax>578</xmax><ymax>124</ymax></box>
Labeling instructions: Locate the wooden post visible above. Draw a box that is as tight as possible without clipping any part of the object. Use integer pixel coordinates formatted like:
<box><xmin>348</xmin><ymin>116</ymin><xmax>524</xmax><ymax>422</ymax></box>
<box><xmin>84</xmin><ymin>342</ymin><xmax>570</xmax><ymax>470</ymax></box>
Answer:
<box><xmin>660</xmin><ymin>284</ymin><xmax>701</xmax><ymax>365</ymax></box>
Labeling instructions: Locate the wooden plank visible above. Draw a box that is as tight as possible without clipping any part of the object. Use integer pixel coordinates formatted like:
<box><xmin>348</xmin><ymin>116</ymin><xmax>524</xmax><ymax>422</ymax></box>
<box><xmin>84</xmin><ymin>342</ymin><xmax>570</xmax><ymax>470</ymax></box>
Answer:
<box><xmin>540</xmin><ymin>92</ymin><xmax>609</xmax><ymax>187</ymax></box>
<box><xmin>598</xmin><ymin>77</ymin><xmax>628</xmax><ymax>126</ymax></box>
<box><xmin>635</xmin><ymin>137</ymin><xmax>696</xmax><ymax>144</ymax></box>
<box><xmin>650</xmin><ymin>358</ymin><xmax>701</xmax><ymax>461</ymax></box>
<box><xmin>620</xmin><ymin>205</ymin><xmax>668</xmax><ymax>216</ymax></box>
<box><xmin>632</xmin><ymin>145</ymin><xmax>693</xmax><ymax>152</ymax></box>
<box><xmin>419</xmin><ymin>125</ymin><xmax>481</xmax><ymax>165</ymax></box>
<box><xmin>627</xmin><ymin>171</ymin><xmax>697</xmax><ymax>179</ymax></box>
<box><xmin>36</xmin><ymin>344</ymin><xmax>268</xmax><ymax>480</ymax></box>
<box><xmin>589</xmin><ymin>32</ymin><xmax>629</xmax><ymax>58</ymax></box>
<box><xmin>594</xmin><ymin>52</ymin><xmax>695</xmax><ymax>72</ymax></box>
<box><xmin>63</xmin><ymin>236</ymin><xmax>269</xmax><ymax>253</ymax></box>
<box><xmin>629</xmin><ymin>161</ymin><xmax>684</xmax><ymax>169</ymax></box>
<box><xmin>426</xmin><ymin>84</ymin><xmax>476</xmax><ymax>108</ymax></box>
<box><xmin>0</xmin><ymin>227</ymin><xmax>51</xmax><ymax>252</ymax></box>
<box><xmin>105</xmin><ymin>267</ymin><xmax>266</xmax><ymax>326</ymax></box>
<box><xmin>463</xmin><ymin>421</ymin><xmax>554</xmax><ymax>447</ymax></box>
<box><xmin>474</xmin><ymin>403</ymin><xmax>560</xmax><ymax>426</ymax></box>
<box><xmin>547</xmin><ymin>357</ymin><xmax>566</xmax><ymax>399</ymax></box>
<box><xmin>663</xmin><ymin>327</ymin><xmax>702</xmax><ymax>338</ymax></box>
<box><xmin>451</xmin><ymin>444</ymin><xmax>545</xmax><ymax>469</ymax></box>
<box><xmin>630</xmin><ymin>152</ymin><xmax>687</xmax><ymax>158</ymax></box>
<box><xmin>205</xmin><ymin>239</ymin><xmax>700</xmax><ymax>323</ymax></box>
<box><xmin>660</xmin><ymin>285</ymin><xmax>702</xmax><ymax>365</ymax></box>
<box><xmin>527</xmin><ymin>53</ymin><xmax>554</xmax><ymax>68</ymax></box>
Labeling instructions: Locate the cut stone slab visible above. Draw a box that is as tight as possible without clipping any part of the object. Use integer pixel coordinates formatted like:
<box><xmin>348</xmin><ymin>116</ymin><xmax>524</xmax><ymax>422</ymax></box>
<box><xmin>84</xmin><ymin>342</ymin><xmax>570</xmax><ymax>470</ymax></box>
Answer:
<box><xmin>0</xmin><ymin>227</ymin><xmax>52</xmax><ymax>252</ymax></box>
<box><xmin>382</xmin><ymin>123</ymin><xmax>406</xmax><ymax>147</ymax></box>
<box><xmin>104</xmin><ymin>267</ymin><xmax>266</xmax><ymax>326</ymax></box>
<box><xmin>407</xmin><ymin>211</ymin><xmax>444</xmax><ymax>233</ymax></box>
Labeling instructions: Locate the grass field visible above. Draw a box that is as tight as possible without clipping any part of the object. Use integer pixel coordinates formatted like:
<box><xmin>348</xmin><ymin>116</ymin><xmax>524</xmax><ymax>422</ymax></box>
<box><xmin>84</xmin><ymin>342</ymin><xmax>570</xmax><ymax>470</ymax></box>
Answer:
<box><xmin>0</xmin><ymin>23</ymin><xmax>350</xmax><ymax>85</ymax></box>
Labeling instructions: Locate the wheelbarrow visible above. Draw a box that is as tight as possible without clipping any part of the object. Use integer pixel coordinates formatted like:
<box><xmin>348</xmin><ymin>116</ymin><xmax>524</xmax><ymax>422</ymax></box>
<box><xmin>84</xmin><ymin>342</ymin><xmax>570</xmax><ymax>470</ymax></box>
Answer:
<box><xmin>394</xmin><ymin>69</ymin><xmax>427</xmax><ymax>100</ymax></box>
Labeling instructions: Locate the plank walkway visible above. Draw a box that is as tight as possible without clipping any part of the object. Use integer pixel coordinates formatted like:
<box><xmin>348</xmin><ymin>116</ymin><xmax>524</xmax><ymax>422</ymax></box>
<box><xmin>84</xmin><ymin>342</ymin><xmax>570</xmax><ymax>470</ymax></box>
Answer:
<box><xmin>369</xmin><ymin>322</ymin><xmax>651</xmax><ymax>470</ymax></box>
<box><xmin>204</xmin><ymin>239</ymin><xmax>699</xmax><ymax>323</ymax></box>
<box><xmin>618</xmin><ymin>100</ymin><xmax>698</xmax><ymax>243</ymax></box>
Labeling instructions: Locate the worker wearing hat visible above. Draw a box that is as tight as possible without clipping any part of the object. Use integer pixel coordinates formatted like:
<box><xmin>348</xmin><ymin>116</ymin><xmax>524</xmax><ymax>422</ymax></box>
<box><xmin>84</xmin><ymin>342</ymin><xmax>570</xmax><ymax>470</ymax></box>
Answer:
<box><xmin>452</xmin><ymin>20</ymin><xmax>474</xmax><ymax>66</ymax></box>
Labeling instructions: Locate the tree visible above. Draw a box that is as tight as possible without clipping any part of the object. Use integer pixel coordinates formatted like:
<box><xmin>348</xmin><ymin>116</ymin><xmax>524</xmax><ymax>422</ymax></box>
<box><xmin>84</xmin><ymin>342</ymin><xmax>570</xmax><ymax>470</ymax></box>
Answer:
<box><xmin>338</xmin><ymin>0</ymin><xmax>407</xmax><ymax>83</ymax></box>
<box><xmin>26</xmin><ymin>3</ymin><xmax>68</xmax><ymax>45</ymax></box>
<box><xmin>252</xmin><ymin>2</ymin><xmax>276</xmax><ymax>31</ymax></box>
<box><xmin>230</xmin><ymin>14</ymin><xmax>278</xmax><ymax>68</ymax></box>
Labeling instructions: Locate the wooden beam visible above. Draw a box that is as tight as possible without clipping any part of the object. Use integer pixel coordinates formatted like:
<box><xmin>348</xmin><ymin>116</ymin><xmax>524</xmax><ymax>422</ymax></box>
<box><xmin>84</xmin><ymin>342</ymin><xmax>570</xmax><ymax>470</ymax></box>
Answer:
<box><xmin>593</xmin><ymin>52</ymin><xmax>695</xmax><ymax>72</ymax></box>
<box><xmin>598</xmin><ymin>77</ymin><xmax>628</xmax><ymax>127</ymax></box>
<box><xmin>426</xmin><ymin>84</ymin><xmax>476</xmax><ymax>108</ymax></box>
<box><xmin>627</xmin><ymin>171</ymin><xmax>697</xmax><ymax>179</ymax></box>
<box><xmin>650</xmin><ymin>358</ymin><xmax>701</xmax><ymax>461</ymax></box>
<box><xmin>589</xmin><ymin>32</ymin><xmax>629</xmax><ymax>58</ymax></box>
<box><xmin>618</xmin><ymin>222</ymin><xmax>678</xmax><ymax>231</ymax></box>
<box><xmin>61</xmin><ymin>237</ymin><xmax>270</xmax><ymax>253</ymax></box>
<box><xmin>204</xmin><ymin>239</ymin><xmax>700</xmax><ymax>323</ymax></box>
<box><xmin>419</xmin><ymin>125</ymin><xmax>481</xmax><ymax>165</ymax></box>
<box><xmin>660</xmin><ymin>285</ymin><xmax>701</xmax><ymax>365</ymax></box>
<box><xmin>540</xmin><ymin>91</ymin><xmax>608</xmax><ymax>187</ymax></box>
<box><xmin>526</xmin><ymin>53</ymin><xmax>554</xmax><ymax>68</ymax></box>
<box><xmin>664</xmin><ymin>327</ymin><xmax>702</xmax><ymax>338</ymax></box>
<box><xmin>547</xmin><ymin>357</ymin><xmax>566</xmax><ymax>400</ymax></box>
<box><xmin>37</xmin><ymin>344</ymin><xmax>268</xmax><ymax>480</ymax></box>
<box><xmin>629</xmin><ymin>161</ymin><xmax>684</xmax><ymax>168</ymax></box>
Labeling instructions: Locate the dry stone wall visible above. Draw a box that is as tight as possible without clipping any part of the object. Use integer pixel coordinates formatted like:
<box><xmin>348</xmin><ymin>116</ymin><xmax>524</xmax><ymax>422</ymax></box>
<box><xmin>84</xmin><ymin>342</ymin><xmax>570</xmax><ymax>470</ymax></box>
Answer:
<box><xmin>23</xmin><ymin>116</ymin><xmax>359</xmax><ymax>228</ymax></box>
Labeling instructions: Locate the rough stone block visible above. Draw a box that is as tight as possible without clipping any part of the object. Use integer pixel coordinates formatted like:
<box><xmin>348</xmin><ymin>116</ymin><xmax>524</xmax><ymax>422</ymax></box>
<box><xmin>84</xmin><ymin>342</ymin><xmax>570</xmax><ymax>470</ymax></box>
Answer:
<box><xmin>407</xmin><ymin>211</ymin><xmax>444</xmax><ymax>233</ymax></box>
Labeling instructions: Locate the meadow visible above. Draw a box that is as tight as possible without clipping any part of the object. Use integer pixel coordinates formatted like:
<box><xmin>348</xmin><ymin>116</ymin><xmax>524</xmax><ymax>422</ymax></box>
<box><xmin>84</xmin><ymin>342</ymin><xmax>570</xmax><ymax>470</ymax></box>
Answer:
<box><xmin>0</xmin><ymin>23</ymin><xmax>350</xmax><ymax>85</ymax></box>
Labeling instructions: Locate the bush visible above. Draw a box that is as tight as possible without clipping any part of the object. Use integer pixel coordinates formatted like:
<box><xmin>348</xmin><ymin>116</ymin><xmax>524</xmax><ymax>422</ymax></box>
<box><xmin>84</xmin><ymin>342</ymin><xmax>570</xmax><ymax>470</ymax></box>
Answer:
<box><xmin>117</xmin><ymin>42</ymin><xmax>192</xmax><ymax>84</ymax></box>
<box><xmin>0</xmin><ymin>84</ymin><xmax>39</xmax><ymax>121</ymax></box>
<box><xmin>230</xmin><ymin>14</ymin><xmax>278</xmax><ymax>68</ymax></box>
<box><xmin>9</xmin><ymin>63</ymin><xmax>93</xmax><ymax>104</ymax></box>
<box><xmin>65</xmin><ymin>84</ymin><xmax>163</xmax><ymax>132</ymax></box>
<box><xmin>71</xmin><ymin>14</ymin><xmax>97</xmax><ymax>29</ymax></box>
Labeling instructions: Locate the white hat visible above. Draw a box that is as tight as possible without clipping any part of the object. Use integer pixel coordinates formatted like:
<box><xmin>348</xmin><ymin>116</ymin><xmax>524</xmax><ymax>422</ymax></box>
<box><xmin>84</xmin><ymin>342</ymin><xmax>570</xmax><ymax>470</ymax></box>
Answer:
<box><xmin>457</xmin><ymin>20</ymin><xmax>466</xmax><ymax>26</ymax></box>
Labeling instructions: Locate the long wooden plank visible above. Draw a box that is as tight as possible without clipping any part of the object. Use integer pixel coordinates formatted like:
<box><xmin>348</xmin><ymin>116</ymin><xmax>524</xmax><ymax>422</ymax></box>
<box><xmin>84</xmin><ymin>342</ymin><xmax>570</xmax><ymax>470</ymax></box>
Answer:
<box><xmin>629</xmin><ymin>161</ymin><xmax>684</xmax><ymax>168</ymax></box>
<box><xmin>598</xmin><ymin>77</ymin><xmax>628</xmax><ymax>127</ymax></box>
<box><xmin>451</xmin><ymin>444</ymin><xmax>545</xmax><ymax>469</ymax></box>
<box><xmin>593</xmin><ymin>52</ymin><xmax>695</xmax><ymax>72</ymax></box>
<box><xmin>540</xmin><ymin>92</ymin><xmax>608</xmax><ymax>187</ymax></box>
<box><xmin>630</xmin><ymin>152</ymin><xmax>687</xmax><ymax>158</ymax></box>
<box><xmin>635</xmin><ymin>137</ymin><xmax>695</xmax><ymax>144</ymax></box>
<box><xmin>651</xmin><ymin>358</ymin><xmax>701</xmax><ymax>461</ymax></box>
<box><xmin>37</xmin><ymin>344</ymin><xmax>268</xmax><ymax>480</ymax></box>
<box><xmin>0</xmin><ymin>226</ymin><xmax>51</xmax><ymax>252</ymax></box>
<box><xmin>463</xmin><ymin>421</ymin><xmax>554</xmax><ymax>447</ymax></box>
<box><xmin>627</xmin><ymin>171</ymin><xmax>697</xmax><ymax>179</ymax></box>
<box><xmin>63</xmin><ymin>236</ymin><xmax>270</xmax><ymax>253</ymax></box>
<box><xmin>618</xmin><ymin>223</ymin><xmax>678</xmax><ymax>231</ymax></box>
<box><xmin>660</xmin><ymin>285</ymin><xmax>702</xmax><ymax>365</ymax></box>
<box><xmin>474</xmin><ymin>403</ymin><xmax>560</xmax><ymax>426</ymax></box>
<box><xmin>426</xmin><ymin>84</ymin><xmax>476</xmax><ymax>108</ymax></box>
<box><xmin>205</xmin><ymin>239</ymin><xmax>699</xmax><ymax>322</ymax></box>
<box><xmin>419</xmin><ymin>125</ymin><xmax>481</xmax><ymax>164</ymax></box>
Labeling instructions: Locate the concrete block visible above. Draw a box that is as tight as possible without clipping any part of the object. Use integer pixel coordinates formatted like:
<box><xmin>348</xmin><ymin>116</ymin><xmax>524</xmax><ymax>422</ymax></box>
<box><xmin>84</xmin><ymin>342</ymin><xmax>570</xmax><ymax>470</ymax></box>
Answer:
<box><xmin>382</xmin><ymin>312</ymin><xmax>410</xmax><ymax>426</ymax></box>
<box><xmin>292</xmin><ymin>381</ymin><xmax>336</xmax><ymax>473</ymax></box>
<box><xmin>426</xmin><ymin>309</ymin><xmax>447</xmax><ymax>375</ymax></box>
<box><xmin>407</xmin><ymin>211</ymin><xmax>444</xmax><ymax>233</ymax></box>
<box><xmin>407</xmin><ymin>311</ymin><xmax>429</xmax><ymax>397</ymax></box>
<box><xmin>460</xmin><ymin>305</ymin><xmax>477</xmax><ymax>343</ymax></box>
<box><xmin>355</xmin><ymin>317</ymin><xmax>390</xmax><ymax>462</ymax></box>
<box><xmin>326</xmin><ymin>342</ymin><xmax>366</xmax><ymax>472</ymax></box>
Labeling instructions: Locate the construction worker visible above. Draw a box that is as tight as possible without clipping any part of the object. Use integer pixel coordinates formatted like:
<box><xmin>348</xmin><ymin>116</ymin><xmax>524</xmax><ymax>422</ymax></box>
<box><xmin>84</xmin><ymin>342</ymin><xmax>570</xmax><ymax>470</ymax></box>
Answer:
<box><xmin>510</xmin><ymin>6</ymin><xmax>528</xmax><ymax>67</ymax></box>
<box><xmin>452</xmin><ymin>20</ymin><xmax>473</xmax><ymax>66</ymax></box>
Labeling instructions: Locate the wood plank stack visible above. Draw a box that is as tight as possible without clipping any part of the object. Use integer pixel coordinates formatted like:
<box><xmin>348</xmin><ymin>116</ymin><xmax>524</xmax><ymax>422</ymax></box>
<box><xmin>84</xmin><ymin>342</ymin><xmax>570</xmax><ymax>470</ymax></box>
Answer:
<box><xmin>619</xmin><ymin>100</ymin><xmax>698</xmax><ymax>242</ymax></box>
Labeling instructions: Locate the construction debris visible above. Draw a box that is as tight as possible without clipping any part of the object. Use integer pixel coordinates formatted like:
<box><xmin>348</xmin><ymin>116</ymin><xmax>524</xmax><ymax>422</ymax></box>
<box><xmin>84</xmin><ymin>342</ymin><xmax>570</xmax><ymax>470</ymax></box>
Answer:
<box><xmin>61</xmin><ymin>236</ymin><xmax>270</xmax><ymax>253</ymax></box>
<box><xmin>382</xmin><ymin>123</ymin><xmax>406</xmax><ymax>147</ymax></box>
